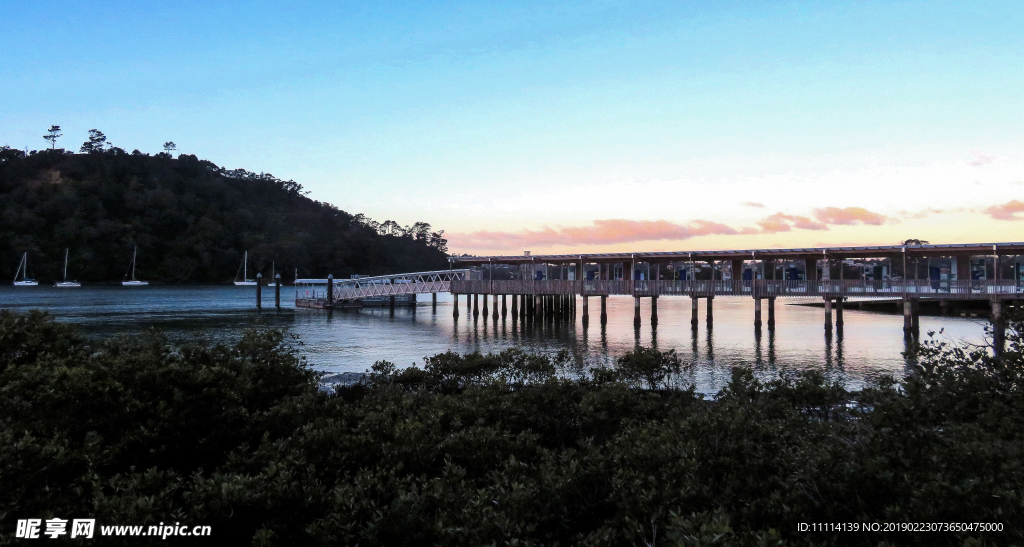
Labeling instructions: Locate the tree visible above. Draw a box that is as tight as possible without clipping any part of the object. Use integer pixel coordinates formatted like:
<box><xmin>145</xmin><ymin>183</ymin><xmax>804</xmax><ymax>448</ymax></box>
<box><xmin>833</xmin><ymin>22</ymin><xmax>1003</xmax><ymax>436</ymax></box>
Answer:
<box><xmin>163</xmin><ymin>141</ymin><xmax>177</xmax><ymax>154</ymax></box>
<box><xmin>43</xmin><ymin>125</ymin><xmax>62</xmax><ymax>150</ymax></box>
<box><xmin>79</xmin><ymin>129</ymin><xmax>108</xmax><ymax>153</ymax></box>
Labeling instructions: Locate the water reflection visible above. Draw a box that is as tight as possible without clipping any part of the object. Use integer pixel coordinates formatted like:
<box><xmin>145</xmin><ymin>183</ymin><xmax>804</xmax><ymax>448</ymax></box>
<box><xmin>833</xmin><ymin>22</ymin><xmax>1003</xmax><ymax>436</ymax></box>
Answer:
<box><xmin>0</xmin><ymin>287</ymin><xmax>991</xmax><ymax>394</ymax></box>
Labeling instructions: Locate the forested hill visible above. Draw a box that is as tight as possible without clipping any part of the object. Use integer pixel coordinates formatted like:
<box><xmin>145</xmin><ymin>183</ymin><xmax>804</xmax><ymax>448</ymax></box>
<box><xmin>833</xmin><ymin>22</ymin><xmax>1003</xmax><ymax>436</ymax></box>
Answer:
<box><xmin>0</xmin><ymin>147</ymin><xmax>449</xmax><ymax>283</ymax></box>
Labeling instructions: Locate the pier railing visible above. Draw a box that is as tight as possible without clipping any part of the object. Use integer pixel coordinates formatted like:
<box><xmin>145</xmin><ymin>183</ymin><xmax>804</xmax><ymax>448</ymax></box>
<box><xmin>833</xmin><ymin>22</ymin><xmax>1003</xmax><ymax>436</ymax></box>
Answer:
<box><xmin>451</xmin><ymin>279</ymin><xmax>1023</xmax><ymax>299</ymax></box>
<box><xmin>296</xmin><ymin>269</ymin><xmax>470</xmax><ymax>304</ymax></box>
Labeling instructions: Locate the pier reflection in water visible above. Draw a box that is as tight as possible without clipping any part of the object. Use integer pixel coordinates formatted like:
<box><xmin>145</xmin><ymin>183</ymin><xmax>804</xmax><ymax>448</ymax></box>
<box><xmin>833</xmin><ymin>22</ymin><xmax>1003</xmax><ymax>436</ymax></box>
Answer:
<box><xmin>1</xmin><ymin>287</ymin><xmax>987</xmax><ymax>395</ymax></box>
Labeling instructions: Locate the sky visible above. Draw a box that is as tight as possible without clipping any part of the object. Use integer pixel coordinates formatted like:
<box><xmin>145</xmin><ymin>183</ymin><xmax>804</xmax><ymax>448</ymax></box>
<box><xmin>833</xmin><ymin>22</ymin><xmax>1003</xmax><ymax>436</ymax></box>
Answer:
<box><xmin>2</xmin><ymin>0</ymin><xmax>1022</xmax><ymax>255</ymax></box>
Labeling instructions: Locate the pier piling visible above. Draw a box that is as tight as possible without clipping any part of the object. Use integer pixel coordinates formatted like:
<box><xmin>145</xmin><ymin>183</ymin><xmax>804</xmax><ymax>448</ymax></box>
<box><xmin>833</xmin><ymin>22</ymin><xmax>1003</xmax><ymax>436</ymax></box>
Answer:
<box><xmin>257</xmin><ymin>273</ymin><xmax>263</xmax><ymax>309</ymax></box>
<box><xmin>634</xmin><ymin>296</ymin><xmax>641</xmax><ymax>326</ymax></box>
<box><xmin>453</xmin><ymin>293</ymin><xmax>460</xmax><ymax>318</ymax></box>
<box><xmin>691</xmin><ymin>297</ymin><xmax>699</xmax><ymax>328</ymax></box>
<box><xmin>824</xmin><ymin>298</ymin><xmax>833</xmax><ymax>332</ymax></box>
<box><xmin>600</xmin><ymin>295</ymin><xmax>607</xmax><ymax>324</ymax></box>
<box><xmin>651</xmin><ymin>295</ymin><xmax>658</xmax><ymax>324</ymax></box>
<box><xmin>432</xmin><ymin>292</ymin><xmax>437</xmax><ymax>313</ymax></box>
<box><xmin>768</xmin><ymin>297</ymin><xmax>776</xmax><ymax>329</ymax></box>
<box><xmin>274</xmin><ymin>274</ymin><xmax>281</xmax><ymax>309</ymax></box>
<box><xmin>706</xmin><ymin>295</ymin><xmax>714</xmax><ymax>326</ymax></box>
<box><xmin>754</xmin><ymin>297</ymin><xmax>761</xmax><ymax>329</ymax></box>
<box><xmin>389</xmin><ymin>295</ymin><xmax>395</xmax><ymax>315</ymax></box>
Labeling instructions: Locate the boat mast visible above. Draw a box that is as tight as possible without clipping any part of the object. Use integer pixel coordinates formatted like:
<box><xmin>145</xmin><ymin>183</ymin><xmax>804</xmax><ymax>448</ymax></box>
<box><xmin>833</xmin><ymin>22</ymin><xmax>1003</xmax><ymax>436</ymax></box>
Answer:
<box><xmin>63</xmin><ymin>249</ymin><xmax>69</xmax><ymax>281</ymax></box>
<box><xmin>132</xmin><ymin>246</ymin><xmax>137</xmax><ymax>281</ymax></box>
<box><xmin>244</xmin><ymin>250</ymin><xmax>248</xmax><ymax>281</ymax></box>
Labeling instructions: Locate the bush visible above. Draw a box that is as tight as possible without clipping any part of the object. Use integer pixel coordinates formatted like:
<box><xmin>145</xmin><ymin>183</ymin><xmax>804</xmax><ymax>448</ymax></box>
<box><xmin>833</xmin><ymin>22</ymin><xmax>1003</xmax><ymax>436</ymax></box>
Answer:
<box><xmin>2</xmin><ymin>309</ymin><xmax>1022</xmax><ymax>546</ymax></box>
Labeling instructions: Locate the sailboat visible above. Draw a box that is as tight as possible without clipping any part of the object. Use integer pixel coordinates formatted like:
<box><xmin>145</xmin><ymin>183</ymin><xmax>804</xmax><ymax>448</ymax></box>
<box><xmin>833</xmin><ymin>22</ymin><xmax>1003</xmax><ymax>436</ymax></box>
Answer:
<box><xmin>55</xmin><ymin>249</ymin><xmax>81</xmax><ymax>287</ymax></box>
<box><xmin>12</xmin><ymin>252</ymin><xmax>38</xmax><ymax>286</ymax></box>
<box><xmin>234</xmin><ymin>250</ymin><xmax>258</xmax><ymax>286</ymax></box>
<box><xmin>122</xmin><ymin>246</ymin><xmax>149</xmax><ymax>286</ymax></box>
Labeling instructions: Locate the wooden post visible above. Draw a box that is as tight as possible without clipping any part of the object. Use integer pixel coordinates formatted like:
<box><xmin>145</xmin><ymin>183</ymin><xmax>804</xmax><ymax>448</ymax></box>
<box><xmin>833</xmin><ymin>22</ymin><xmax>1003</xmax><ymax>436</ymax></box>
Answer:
<box><xmin>754</xmin><ymin>297</ymin><xmax>762</xmax><ymax>328</ymax></box>
<box><xmin>634</xmin><ymin>296</ymin><xmax>641</xmax><ymax>326</ymax></box>
<box><xmin>473</xmin><ymin>294</ymin><xmax>479</xmax><ymax>317</ymax></box>
<box><xmin>501</xmin><ymin>294</ymin><xmax>507</xmax><ymax>319</ymax></box>
<box><xmin>768</xmin><ymin>297</ymin><xmax>775</xmax><ymax>329</ymax></box>
<box><xmin>453</xmin><ymin>293</ymin><xmax>460</xmax><ymax>318</ymax></box>
<box><xmin>275</xmin><ymin>273</ymin><xmax>281</xmax><ymax>309</ymax></box>
<box><xmin>324</xmin><ymin>274</ymin><xmax>330</xmax><ymax>309</ymax></box>
<box><xmin>824</xmin><ymin>297</ymin><xmax>833</xmax><ymax>332</ymax></box>
<box><xmin>432</xmin><ymin>292</ymin><xmax>437</xmax><ymax>313</ymax></box>
<box><xmin>651</xmin><ymin>295</ymin><xmax>658</xmax><ymax>324</ymax></box>
<box><xmin>600</xmin><ymin>295</ymin><xmax>607</xmax><ymax>324</ymax></box>
<box><xmin>483</xmin><ymin>293</ymin><xmax>488</xmax><ymax>317</ymax></box>
<box><xmin>389</xmin><ymin>295</ymin><xmax>395</xmax><ymax>315</ymax></box>
<box><xmin>835</xmin><ymin>298</ymin><xmax>843</xmax><ymax>328</ymax></box>
<box><xmin>257</xmin><ymin>273</ymin><xmax>263</xmax><ymax>309</ymax></box>
<box><xmin>903</xmin><ymin>298</ymin><xmax>914</xmax><ymax>338</ymax></box>
<box><xmin>582</xmin><ymin>295</ymin><xmax>589</xmax><ymax>323</ymax></box>
<box><xmin>993</xmin><ymin>299</ymin><xmax>1005</xmax><ymax>355</ymax></box>
<box><xmin>911</xmin><ymin>299</ymin><xmax>920</xmax><ymax>335</ymax></box>
<box><xmin>493</xmin><ymin>294</ymin><xmax>499</xmax><ymax>320</ymax></box>
<box><xmin>691</xmin><ymin>296</ymin><xmax>699</xmax><ymax>328</ymax></box>
<box><xmin>706</xmin><ymin>295</ymin><xmax>714</xmax><ymax>326</ymax></box>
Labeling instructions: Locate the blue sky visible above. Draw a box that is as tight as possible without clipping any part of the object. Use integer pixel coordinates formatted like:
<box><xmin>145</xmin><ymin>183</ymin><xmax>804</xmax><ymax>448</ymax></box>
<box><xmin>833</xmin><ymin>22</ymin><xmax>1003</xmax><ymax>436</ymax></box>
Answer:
<box><xmin>2</xmin><ymin>1</ymin><xmax>1022</xmax><ymax>253</ymax></box>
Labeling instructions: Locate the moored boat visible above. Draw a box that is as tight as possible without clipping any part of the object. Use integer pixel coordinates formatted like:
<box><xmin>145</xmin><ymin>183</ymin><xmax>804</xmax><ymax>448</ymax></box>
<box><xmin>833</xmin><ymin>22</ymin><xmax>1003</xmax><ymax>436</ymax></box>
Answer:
<box><xmin>12</xmin><ymin>252</ymin><xmax>38</xmax><ymax>286</ymax></box>
<box><xmin>55</xmin><ymin>249</ymin><xmax>81</xmax><ymax>287</ymax></box>
<box><xmin>122</xmin><ymin>246</ymin><xmax>149</xmax><ymax>286</ymax></box>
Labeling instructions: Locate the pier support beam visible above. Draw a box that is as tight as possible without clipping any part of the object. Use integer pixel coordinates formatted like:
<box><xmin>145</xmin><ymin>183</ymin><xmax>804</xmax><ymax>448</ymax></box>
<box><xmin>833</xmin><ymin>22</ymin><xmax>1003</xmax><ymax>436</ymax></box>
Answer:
<box><xmin>634</xmin><ymin>296</ymin><xmax>641</xmax><ymax>326</ymax></box>
<box><xmin>501</xmin><ymin>295</ymin><xmax>507</xmax><ymax>319</ymax></box>
<box><xmin>912</xmin><ymin>299</ymin><xmax>920</xmax><ymax>335</ymax></box>
<box><xmin>582</xmin><ymin>295</ymin><xmax>589</xmax><ymax>323</ymax></box>
<box><xmin>691</xmin><ymin>296</ymin><xmax>699</xmax><ymax>328</ymax></box>
<box><xmin>257</xmin><ymin>273</ymin><xmax>264</xmax><ymax>309</ymax></box>
<box><xmin>835</xmin><ymin>298</ymin><xmax>843</xmax><ymax>329</ymax></box>
<box><xmin>275</xmin><ymin>274</ymin><xmax>281</xmax><ymax>309</ymax></box>
<box><xmin>768</xmin><ymin>297</ymin><xmax>775</xmax><ymax>329</ymax></box>
<box><xmin>473</xmin><ymin>294</ymin><xmax>479</xmax><ymax>317</ymax></box>
<box><xmin>389</xmin><ymin>295</ymin><xmax>395</xmax><ymax>315</ymax></box>
<box><xmin>483</xmin><ymin>294</ymin><xmax>488</xmax><ymax>318</ymax></box>
<box><xmin>600</xmin><ymin>295</ymin><xmax>607</xmax><ymax>324</ymax></box>
<box><xmin>453</xmin><ymin>293</ymin><xmax>460</xmax><ymax>318</ymax></box>
<box><xmin>993</xmin><ymin>299</ymin><xmax>1005</xmax><ymax>355</ymax></box>
<box><xmin>323</xmin><ymin>274</ymin><xmax>330</xmax><ymax>310</ymax></box>
<box><xmin>432</xmin><ymin>292</ymin><xmax>437</xmax><ymax>313</ymax></box>
<box><xmin>706</xmin><ymin>295</ymin><xmax>714</xmax><ymax>326</ymax></box>
<box><xmin>903</xmin><ymin>298</ymin><xmax>918</xmax><ymax>338</ymax></box>
<box><xmin>466</xmin><ymin>294</ymin><xmax>471</xmax><ymax>315</ymax></box>
<box><xmin>493</xmin><ymin>295</ymin><xmax>499</xmax><ymax>320</ymax></box>
<box><xmin>754</xmin><ymin>297</ymin><xmax>762</xmax><ymax>329</ymax></box>
<box><xmin>534</xmin><ymin>295</ymin><xmax>541</xmax><ymax>318</ymax></box>
<box><xmin>824</xmin><ymin>297</ymin><xmax>832</xmax><ymax>332</ymax></box>
<box><xmin>651</xmin><ymin>295</ymin><xmax>658</xmax><ymax>324</ymax></box>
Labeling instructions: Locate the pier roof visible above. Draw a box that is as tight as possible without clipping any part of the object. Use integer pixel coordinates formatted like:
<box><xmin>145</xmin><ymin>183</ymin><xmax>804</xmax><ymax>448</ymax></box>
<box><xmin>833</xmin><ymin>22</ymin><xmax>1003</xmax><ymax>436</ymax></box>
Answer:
<box><xmin>450</xmin><ymin>241</ymin><xmax>1024</xmax><ymax>265</ymax></box>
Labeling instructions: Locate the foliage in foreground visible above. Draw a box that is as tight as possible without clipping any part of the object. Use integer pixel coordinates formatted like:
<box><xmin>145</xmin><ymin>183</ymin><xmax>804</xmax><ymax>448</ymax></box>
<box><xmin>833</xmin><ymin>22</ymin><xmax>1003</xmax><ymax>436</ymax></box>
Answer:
<box><xmin>1</xmin><ymin>309</ymin><xmax>1023</xmax><ymax>546</ymax></box>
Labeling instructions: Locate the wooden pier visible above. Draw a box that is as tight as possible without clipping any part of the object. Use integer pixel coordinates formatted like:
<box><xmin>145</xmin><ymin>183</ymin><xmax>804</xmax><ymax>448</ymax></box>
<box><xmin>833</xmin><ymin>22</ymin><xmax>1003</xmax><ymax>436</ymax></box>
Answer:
<box><xmin>292</xmin><ymin>242</ymin><xmax>1023</xmax><ymax>350</ymax></box>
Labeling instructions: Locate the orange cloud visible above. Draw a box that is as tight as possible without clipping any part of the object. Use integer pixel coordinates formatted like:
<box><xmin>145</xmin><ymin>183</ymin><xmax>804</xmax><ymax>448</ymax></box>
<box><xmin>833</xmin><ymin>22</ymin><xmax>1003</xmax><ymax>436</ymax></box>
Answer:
<box><xmin>757</xmin><ymin>213</ymin><xmax>827</xmax><ymax>233</ymax></box>
<box><xmin>450</xmin><ymin>206</ymin><xmax>893</xmax><ymax>251</ymax></box>
<box><xmin>983</xmin><ymin>200</ymin><xmax>1024</xmax><ymax>220</ymax></box>
<box><xmin>814</xmin><ymin>206</ymin><xmax>888</xmax><ymax>226</ymax></box>
<box><xmin>453</xmin><ymin>219</ymin><xmax>746</xmax><ymax>250</ymax></box>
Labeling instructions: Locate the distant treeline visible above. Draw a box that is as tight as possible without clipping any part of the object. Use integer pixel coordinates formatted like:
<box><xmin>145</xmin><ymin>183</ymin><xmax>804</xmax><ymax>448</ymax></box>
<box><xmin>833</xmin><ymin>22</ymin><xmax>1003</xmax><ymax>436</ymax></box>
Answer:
<box><xmin>0</xmin><ymin>145</ymin><xmax>448</xmax><ymax>283</ymax></box>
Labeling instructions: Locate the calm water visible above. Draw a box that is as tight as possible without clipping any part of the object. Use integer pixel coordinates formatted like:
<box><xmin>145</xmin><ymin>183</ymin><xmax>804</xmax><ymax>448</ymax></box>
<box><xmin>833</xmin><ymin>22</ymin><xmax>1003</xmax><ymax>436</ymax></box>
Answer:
<box><xmin>0</xmin><ymin>285</ymin><xmax>990</xmax><ymax>394</ymax></box>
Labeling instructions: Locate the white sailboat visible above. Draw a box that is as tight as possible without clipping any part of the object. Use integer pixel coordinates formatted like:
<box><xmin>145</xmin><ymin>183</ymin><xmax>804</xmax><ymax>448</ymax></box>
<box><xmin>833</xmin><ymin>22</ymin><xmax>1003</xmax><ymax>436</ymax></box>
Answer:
<box><xmin>55</xmin><ymin>249</ymin><xmax>81</xmax><ymax>287</ymax></box>
<box><xmin>234</xmin><ymin>250</ymin><xmax>258</xmax><ymax>286</ymax></box>
<box><xmin>122</xmin><ymin>246</ymin><xmax>149</xmax><ymax>286</ymax></box>
<box><xmin>12</xmin><ymin>252</ymin><xmax>39</xmax><ymax>286</ymax></box>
